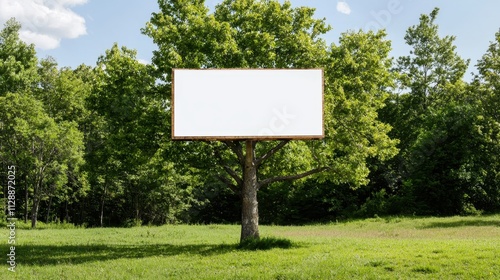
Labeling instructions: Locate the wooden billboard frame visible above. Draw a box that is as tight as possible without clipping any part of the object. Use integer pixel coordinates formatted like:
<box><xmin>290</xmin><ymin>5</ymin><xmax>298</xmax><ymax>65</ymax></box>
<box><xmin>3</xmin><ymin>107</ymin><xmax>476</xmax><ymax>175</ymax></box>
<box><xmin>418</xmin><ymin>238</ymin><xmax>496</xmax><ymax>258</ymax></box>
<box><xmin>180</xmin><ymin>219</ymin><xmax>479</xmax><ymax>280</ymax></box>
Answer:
<box><xmin>171</xmin><ymin>68</ymin><xmax>324</xmax><ymax>141</ymax></box>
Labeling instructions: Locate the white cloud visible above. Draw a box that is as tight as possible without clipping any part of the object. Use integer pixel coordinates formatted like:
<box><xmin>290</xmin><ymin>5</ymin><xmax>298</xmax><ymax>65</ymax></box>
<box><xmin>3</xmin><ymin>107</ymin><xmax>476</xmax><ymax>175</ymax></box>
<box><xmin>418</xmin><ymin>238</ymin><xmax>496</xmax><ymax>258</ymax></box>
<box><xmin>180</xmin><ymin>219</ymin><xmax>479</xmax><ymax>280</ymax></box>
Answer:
<box><xmin>0</xmin><ymin>0</ymin><xmax>87</xmax><ymax>50</ymax></box>
<box><xmin>137</xmin><ymin>58</ymin><xmax>149</xmax><ymax>65</ymax></box>
<box><xmin>19</xmin><ymin>30</ymin><xmax>60</xmax><ymax>49</ymax></box>
<box><xmin>336</xmin><ymin>1</ymin><xmax>351</xmax><ymax>15</ymax></box>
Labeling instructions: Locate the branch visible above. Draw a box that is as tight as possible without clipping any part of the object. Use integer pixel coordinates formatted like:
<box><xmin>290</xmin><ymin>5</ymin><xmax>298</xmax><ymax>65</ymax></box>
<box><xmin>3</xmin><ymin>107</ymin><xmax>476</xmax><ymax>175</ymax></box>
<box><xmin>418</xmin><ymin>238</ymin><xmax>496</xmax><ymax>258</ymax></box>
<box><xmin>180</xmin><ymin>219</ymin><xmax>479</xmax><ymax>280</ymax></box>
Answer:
<box><xmin>258</xmin><ymin>166</ymin><xmax>330</xmax><ymax>189</ymax></box>
<box><xmin>223</xmin><ymin>165</ymin><xmax>243</xmax><ymax>186</ymax></box>
<box><xmin>217</xmin><ymin>175</ymin><xmax>240</xmax><ymax>195</ymax></box>
<box><xmin>212</xmin><ymin>143</ymin><xmax>243</xmax><ymax>186</ymax></box>
<box><xmin>255</xmin><ymin>140</ymin><xmax>290</xmax><ymax>167</ymax></box>
<box><xmin>223</xmin><ymin>141</ymin><xmax>245</xmax><ymax>166</ymax></box>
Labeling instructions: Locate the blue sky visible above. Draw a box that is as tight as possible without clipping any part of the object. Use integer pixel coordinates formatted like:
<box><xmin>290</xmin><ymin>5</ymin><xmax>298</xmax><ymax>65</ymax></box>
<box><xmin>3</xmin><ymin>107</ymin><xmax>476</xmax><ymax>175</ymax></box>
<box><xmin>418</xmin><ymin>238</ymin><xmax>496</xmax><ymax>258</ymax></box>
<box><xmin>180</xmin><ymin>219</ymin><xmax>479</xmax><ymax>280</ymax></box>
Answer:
<box><xmin>1</xmin><ymin>0</ymin><xmax>500</xmax><ymax>80</ymax></box>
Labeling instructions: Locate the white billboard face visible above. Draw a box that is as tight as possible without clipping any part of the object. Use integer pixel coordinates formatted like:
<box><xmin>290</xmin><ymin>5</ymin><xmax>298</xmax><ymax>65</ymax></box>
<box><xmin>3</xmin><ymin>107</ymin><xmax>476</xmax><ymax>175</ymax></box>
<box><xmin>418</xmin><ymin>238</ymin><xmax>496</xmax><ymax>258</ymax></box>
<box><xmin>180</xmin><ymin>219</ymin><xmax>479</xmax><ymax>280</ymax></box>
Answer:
<box><xmin>172</xmin><ymin>69</ymin><xmax>324</xmax><ymax>140</ymax></box>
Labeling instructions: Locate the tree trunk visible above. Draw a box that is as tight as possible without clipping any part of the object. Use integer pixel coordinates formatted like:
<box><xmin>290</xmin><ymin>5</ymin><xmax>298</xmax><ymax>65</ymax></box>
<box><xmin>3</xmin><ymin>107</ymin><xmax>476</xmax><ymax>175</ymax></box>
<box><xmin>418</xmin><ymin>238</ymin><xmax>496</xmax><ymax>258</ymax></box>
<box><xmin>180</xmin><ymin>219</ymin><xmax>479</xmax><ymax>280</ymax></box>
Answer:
<box><xmin>240</xmin><ymin>140</ymin><xmax>260</xmax><ymax>242</ymax></box>
<box><xmin>46</xmin><ymin>195</ymin><xmax>52</xmax><ymax>223</ymax></box>
<box><xmin>135</xmin><ymin>191</ymin><xmax>140</xmax><ymax>222</ymax></box>
<box><xmin>24</xmin><ymin>179</ymin><xmax>29</xmax><ymax>223</ymax></box>
<box><xmin>100</xmin><ymin>184</ymin><xmax>107</xmax><ymax>227</ymax></box>
<box><xmin>31</xmin><ymin>197</ymin><xmax>39</xmax><ymax>228</ymax></box>
<box><xmin>64</xmin><ymin>200</ymin><xmax>69</xmax><ymax>223</ymax></box>
<box><xmin>31</xmin><ymin>175</ymin><xmax>42</xmax><ymax>228</ymax></box>
<box><xmin>100</xmin><ymin>195</ymin><xmax>105</xmax><ymax>227</ymax></box>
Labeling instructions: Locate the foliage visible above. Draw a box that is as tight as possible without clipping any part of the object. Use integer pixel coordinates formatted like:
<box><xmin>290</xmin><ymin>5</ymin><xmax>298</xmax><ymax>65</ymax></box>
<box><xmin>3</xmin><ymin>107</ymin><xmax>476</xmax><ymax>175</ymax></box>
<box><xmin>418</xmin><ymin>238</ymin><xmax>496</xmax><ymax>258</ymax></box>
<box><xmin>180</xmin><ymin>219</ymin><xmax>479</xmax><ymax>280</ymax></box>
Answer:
<box><xmin>319</xmin><ymin>30</ymin><xmax>399</xmax><ymax>185</ymax></box>
<box><xmin>0</xmin><ymin>93</ymin><xmax>86</xmax><ymax>227</ymax></box>
<box><xmin>404</xmin><ymin>105</ymin><xmax>494</xmax><ymax>215</ymax></box>
<box><xmin>471</xmin><ymin>30</ymin><xmax>500</xmax><ymax>212</ymax></box>
<box><xmin>0</xmin><ymin>18</ymin><xmax>39</xmax><ymax>95</ymax></box>
<box><xmin>1</xmin><ymin>4</ymin><xmax>499</xmax><ymax>230</ymax></box>
<box><xmin>189</xmin><ymin>176</ymin><xmax>241</xmax><ymax>224</ymax></box>
<box><xmin>84</xmin><ymin>43</ymin><xmax>194</xmax><ymax>226</ymax></box>
<box><xmin>395</xmin><ymin>8</ymin><xmax>469</xmax><ymax>112</ymax></box>
<box><xmin>366</xmin><ymin>8</ymin><xmax>500</xmax><ymax>216</ymax></box>
<box><xmin>35</xmin><ymin>57</ymin><xmax>91</xmax><ymax>123</ymax></box>
<box><xmin>259</xmin><ymin>180</ymin><xmax>360</xmax><ymax>224</ymax></box>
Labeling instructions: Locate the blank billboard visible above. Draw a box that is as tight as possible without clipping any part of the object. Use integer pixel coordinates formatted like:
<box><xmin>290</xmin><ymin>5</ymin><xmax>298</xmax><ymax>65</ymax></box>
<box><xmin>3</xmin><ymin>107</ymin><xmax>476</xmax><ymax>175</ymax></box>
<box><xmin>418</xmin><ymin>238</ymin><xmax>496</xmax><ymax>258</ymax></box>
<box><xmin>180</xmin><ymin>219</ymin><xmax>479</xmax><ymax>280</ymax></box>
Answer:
<box><xmin>172</xmin><ymin>69</ymin><xmax>324</xmax><ymax>140</ymax></box>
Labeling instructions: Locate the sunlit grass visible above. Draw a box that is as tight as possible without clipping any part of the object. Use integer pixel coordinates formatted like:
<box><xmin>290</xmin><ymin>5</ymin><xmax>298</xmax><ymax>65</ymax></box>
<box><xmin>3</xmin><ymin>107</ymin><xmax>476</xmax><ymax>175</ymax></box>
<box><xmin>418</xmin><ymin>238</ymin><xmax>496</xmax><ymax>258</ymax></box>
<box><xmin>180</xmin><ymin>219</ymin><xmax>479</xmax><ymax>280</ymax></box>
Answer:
<box><xmin>1</xmin><ymin>215</ymin><xmax>499</xmax><ymax>279</ymax></box>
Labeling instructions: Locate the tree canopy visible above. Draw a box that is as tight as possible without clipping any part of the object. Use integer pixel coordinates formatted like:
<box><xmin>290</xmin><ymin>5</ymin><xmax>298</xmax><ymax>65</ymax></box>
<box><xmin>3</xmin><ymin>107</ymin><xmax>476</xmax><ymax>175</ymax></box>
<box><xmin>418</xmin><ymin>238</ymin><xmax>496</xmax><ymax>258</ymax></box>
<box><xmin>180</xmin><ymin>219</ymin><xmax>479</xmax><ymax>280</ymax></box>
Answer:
<box><xmin>1</xmin><ymin>3</ymin><xmax>499</xmax><ymax>231</ymax></box>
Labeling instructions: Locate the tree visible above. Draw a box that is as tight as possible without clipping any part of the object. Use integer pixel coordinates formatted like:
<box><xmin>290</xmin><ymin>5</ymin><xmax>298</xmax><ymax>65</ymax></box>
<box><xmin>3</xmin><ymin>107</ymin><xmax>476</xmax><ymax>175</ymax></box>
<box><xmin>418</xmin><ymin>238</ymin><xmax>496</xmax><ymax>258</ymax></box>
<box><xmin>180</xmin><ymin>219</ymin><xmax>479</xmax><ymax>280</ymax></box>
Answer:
<box><xmin>0</xmin><ymin>19</ymin><xmax>87</xmax><ymax>227</ymax></box>
<box><xmin>476</xmin><ymin>30</ymin><xmax>500</xmax><ymax>121</ymax></box>
<box><xmin>469</xmin><ymin>30</ymin><xmax>500</xmax><ymax>212</ymax></box>
<box><xmin>405</xmin><ymin>105</ymin><xmax>479</xmax><ymax>215</ymax></box>
<box><xmin>144</xmin><ymin>0</ymin><xmax>398</xmax><ymax>241</ymax></box>
<box><xmin>388</xmin><ymin>8</ymin><xmax>469</xmax><ymax>154</ymax></box>
<box><xmin>31</xmin><ymin>58</ymin><xmax>92</xmax><ymax>223</ymax></box>
<box><xmin>0</xmin><ymin>93</ymin><xmax>85</xmax><ymax>228</ymax></box>
<box><xmin>85</xmin><ymin>43</ymin><xmax>191</xmax><ymax>226</ymax></box>
<box><xmin>374</xmin><ymin>8</ymin><xmax>474</xmax><ymax>214</ymax></box>
<box><xmin>35</xmin><ymin>57</ymin><xmax>90</xmax><ymax>124</ymax></box>
<box><xmin>395</xmin><ymin>8</ymin><xmax>469</xmax><ymax>112</ymax></box>
<box><xmin>0</xmin><ymin>18</ymin><xmax>38</xmax><ymax>95</ymax></box>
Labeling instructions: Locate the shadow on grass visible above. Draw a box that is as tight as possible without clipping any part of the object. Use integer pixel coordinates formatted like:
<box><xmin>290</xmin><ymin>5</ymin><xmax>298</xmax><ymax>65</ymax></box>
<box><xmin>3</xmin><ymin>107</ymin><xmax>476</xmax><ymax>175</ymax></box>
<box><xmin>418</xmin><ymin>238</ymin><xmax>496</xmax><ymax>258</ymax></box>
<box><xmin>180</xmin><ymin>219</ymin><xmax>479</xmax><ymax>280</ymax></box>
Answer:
<box><xmin>18</xmin><ymin>243</ymin><xmax>237</xmax><ymax>266</ymax></box>
<box><xmin>237</xmin><ymin>236</ymin><xmax>295</xmax><ymax>251</ymax></box>
<box><xmin>421</xmin><ymin>219</ymin><xmax>500</xmax><ymax>229</ymax></box>
<box><xmin>18</xmin><ymin>237</ymin><xmax>298</xmax><ymax>266</ymax></box>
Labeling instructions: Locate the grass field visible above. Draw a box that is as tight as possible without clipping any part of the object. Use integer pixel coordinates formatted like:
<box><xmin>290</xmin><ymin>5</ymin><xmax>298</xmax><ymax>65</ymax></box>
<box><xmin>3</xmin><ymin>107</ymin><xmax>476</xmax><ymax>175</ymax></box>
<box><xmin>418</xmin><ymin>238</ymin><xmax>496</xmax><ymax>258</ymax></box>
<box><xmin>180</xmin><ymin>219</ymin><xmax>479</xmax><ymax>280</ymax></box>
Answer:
<box><xmin>1</xmin><ymin>215</ymin><xmax>499</xmax><ymax>279</ymax></box>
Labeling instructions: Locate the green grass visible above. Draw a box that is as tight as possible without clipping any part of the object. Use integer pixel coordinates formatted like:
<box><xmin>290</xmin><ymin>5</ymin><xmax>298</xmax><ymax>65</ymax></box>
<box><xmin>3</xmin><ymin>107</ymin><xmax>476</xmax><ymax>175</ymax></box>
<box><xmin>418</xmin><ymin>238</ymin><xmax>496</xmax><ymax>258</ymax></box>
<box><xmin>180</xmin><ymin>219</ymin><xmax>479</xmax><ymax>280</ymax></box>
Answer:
<box><xmin>1</xmin><ymin>215</ymin><xmax>499</xmax><ymax>279</ymax></box>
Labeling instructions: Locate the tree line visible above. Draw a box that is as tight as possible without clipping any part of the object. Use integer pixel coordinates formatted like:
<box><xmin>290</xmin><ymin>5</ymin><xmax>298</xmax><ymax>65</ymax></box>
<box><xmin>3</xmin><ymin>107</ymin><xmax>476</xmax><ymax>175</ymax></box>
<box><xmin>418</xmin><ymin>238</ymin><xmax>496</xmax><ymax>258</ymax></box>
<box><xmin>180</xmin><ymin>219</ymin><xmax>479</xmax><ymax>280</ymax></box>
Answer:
<box><xmin>1</xmin><ymin>1</ymin><xmax>499</xmax><ymax>229</ymax></box>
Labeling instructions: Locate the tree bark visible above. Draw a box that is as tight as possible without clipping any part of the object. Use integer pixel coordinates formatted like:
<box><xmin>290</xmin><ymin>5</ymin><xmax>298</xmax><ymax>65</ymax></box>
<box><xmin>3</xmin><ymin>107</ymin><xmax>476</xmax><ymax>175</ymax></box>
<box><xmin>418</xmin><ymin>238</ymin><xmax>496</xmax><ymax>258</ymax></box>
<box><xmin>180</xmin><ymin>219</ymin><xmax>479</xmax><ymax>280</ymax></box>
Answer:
<box><xmin>24</xmin><ymin>176</ymin><xmax>29</xmax><ymax>223</ymax></box>
<box><xmin>64</xmin><ymin>200</ymin><xmax>69</xmax><ymax>223</ymax></box>
<box><xmin>46</xmin><ymin>195</ymin><xmax>53</xmax><ymax>223</ymax></box>
<box><xmin>31</xmin><ymin>197</ymin><xmax>39</xmax><ymax>228</ymax></box>
<box><xmin>135</xmin><ymin>191</ymin><xmax>140</xmax><ymax>222</ymax></box>
<box><xmin>31</xmin><ymin>173</ymin><xmax>43</xmax><ymax>228</ymax></box>
<box><xmin>240</xmin><ymin>140</ymin><xmax>259</xmax><ymax>242</ymax></box>
<box><xmin>100</xmin><ymin>185</ymin><xmax>107</xmax><ymax>227</ymax></box>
